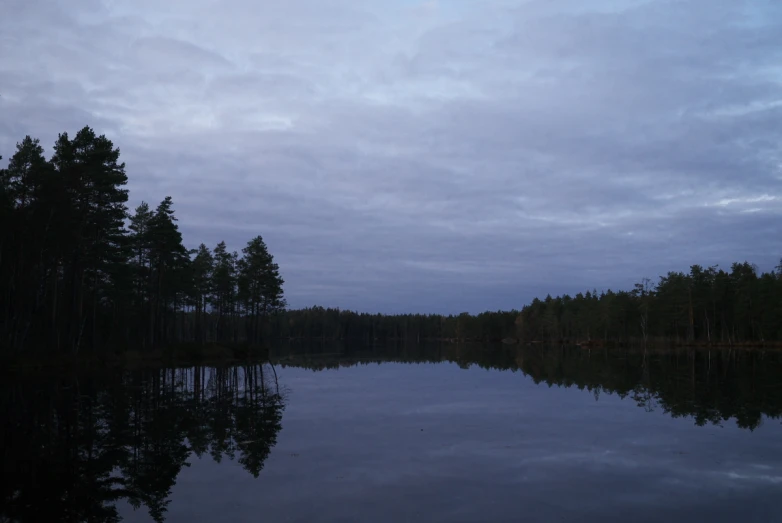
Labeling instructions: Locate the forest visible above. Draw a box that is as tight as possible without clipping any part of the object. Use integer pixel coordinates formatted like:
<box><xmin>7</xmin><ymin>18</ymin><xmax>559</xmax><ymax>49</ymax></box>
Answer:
<box><xmin>3</xmin><ymin>128</ymin><xmax>781</xmax><ymax>357</ymax></box>
<box><xmin>1</xmin><ymin>128</ymin><xmax>285</xmax><ymax>355</ymax></box>
<box><xmin>514</xmin><ymin>265</ymin><xmax>782</xmax><ymax>346</ymax></box>
<box><xmin>267</xmin><ymin>260</ymin><xmax>782</xmax><ymax>347</ymax></box>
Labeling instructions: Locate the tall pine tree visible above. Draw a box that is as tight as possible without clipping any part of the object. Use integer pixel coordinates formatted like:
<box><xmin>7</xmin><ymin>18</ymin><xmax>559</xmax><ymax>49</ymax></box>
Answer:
<box><xmin>237</xmin><ymin>236</ymin><xmax>285</xmax><ymax>344</ymax></box>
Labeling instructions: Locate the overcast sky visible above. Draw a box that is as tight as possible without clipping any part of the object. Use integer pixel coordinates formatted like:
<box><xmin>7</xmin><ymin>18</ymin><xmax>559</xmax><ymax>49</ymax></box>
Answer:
<box><xmin>2</xmin><ymin>0</ymin><xmax>781</xmax><ymax>313</ymax></box>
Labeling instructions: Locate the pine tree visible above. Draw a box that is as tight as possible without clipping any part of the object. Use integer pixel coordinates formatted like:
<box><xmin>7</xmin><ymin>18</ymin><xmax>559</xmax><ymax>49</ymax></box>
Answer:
<box><xmin>50</xmin><ymin>126</ymin><xmax>129</xmax><ymax>353</ymax></box>
<box><xmin>237</xmin><ymin>236</ymin><xmax>285</xmax><ymax>344</ymax></box>
<box><xmin>212</xmin><ymin>241</ymin><xmax>237</xmax><ymax>342</ymax></box>
<box><xmin>0</xmin><ymin>128</ymin><xmax>295</xmax><ymax>354</ymax></box>
<box><xmin>128</xmin><ymin>202</ymin><xmax>154</xmax><ymax>345</ymax></box>
<box><xmin>0</xmin><ymin>138</ymin><xmax>53</xmax><ymax>351</ymax></box>
<box><xmin>147</xmin><ymin>196</ymin><xmax>189</xmax><ymax>346</ymax></box>
<box><xmin>189</xmin><ymin>244</ymin><xmax>214</xmax><ymax>343</ymax></box>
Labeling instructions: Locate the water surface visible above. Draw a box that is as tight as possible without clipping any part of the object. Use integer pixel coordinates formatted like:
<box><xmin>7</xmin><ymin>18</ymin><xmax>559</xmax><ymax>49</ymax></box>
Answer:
<box><xmin>3</xmin><ymin>345</ymin><xmax>781</xmax><ymax>522</ymax></box>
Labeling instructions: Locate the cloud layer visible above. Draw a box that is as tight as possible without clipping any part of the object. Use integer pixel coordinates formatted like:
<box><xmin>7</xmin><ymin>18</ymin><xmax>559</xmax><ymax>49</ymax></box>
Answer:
<box><xmin>2</xmin><ymin>0</ymin><xmax>781</xmax><ymax>312</ymax></box>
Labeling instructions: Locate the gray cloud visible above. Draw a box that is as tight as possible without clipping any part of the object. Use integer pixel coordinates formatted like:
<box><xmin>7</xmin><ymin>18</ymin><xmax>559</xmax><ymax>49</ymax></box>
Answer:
<box><xmin>1</xmin><ymin>0</ymin><xmax>781</xmax><ymax>313</ymax></box>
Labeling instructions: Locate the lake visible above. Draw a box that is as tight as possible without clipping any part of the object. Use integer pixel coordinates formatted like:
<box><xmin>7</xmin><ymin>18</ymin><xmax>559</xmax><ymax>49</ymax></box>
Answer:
<box><xmin>2</xmin><ymin>344</ymin><xmax>781</xmax><ymax>522</ymax></box>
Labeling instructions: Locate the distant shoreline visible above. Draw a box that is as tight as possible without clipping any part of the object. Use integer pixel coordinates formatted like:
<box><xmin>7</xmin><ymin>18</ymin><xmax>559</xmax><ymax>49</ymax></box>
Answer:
<box><xmin>5</xmin><ymin>338</ymin><xmax>781</xmax><ymax>372</ymax></box>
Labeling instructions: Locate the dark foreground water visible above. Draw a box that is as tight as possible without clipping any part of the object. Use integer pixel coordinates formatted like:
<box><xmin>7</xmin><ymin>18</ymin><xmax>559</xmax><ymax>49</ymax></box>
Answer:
<box><xmin>2</xmin><ymin>345</ymin><xmax>782</xmax><ymax>523</ymax></box>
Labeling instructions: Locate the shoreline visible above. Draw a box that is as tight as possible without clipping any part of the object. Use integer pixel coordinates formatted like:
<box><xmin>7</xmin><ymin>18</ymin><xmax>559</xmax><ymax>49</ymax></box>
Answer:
<box><xmin>5</xmin><ymin>339</ymin><xmax>781</xmax><ymax>372</ymax></box>
<box><xmin>1</xmin><ymin>343</ymin><xmax>270</xmax><ymax>371</ymax></box>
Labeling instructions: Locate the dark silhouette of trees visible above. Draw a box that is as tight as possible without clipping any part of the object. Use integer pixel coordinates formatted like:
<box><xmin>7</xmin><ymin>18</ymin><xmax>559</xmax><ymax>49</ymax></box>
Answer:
<box><xmin>3</xmin><ymin>127</ymin><xmax>780</xmax><ymax>354</ymax></box>
<box><xmin>267</xmin><ymin>261</ymin><xmax>782</xmax><ymax>346</ymax></box>
<box><xmin>53</xmin><ymin>127</ymin><xmax>130</xmax><ymax>354</ymax></box>
<box><xmin>514</xmin><ymin>263</ymin><xmax>782</xmax><ymax>346</ymax></box>
<box><xmin>238</xmin><ymin>236</ymin><xmax>285</xmax><ymax>345</ymax></box>
<box><xmin>189</xmin><ymin>244</ymin><xmax>214</xmax><ymax>344</ymax></box>
<box><xmin>0</xmin><ymin>128</ymin><xmax>286</xmax><ymax>355</ymax></box>
<box><xmin>267</xmin><ymin>307</ymin><xmax>522</xmax><ymax>343</ymax></box>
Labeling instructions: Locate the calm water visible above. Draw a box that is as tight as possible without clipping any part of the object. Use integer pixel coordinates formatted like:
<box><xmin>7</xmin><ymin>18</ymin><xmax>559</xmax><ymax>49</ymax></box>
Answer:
<box><xmin>2</xmin><ymin>345</ymin><xmax>782</xmax><ymax>522</ymax></box>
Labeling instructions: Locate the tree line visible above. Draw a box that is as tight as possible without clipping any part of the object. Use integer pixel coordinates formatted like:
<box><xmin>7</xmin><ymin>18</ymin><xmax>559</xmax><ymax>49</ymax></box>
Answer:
<box><xmin>268</xmin><ymin>261</ymin><xmax>782</xmax><ymax>347</ymax></box>
<box><xmin>516</xmin><ymin>262</ymin><xmax>782</xmax><ymax>346</ymax></box>
<box><xmin>1</xmin><ymin>128</ymin><xmax>284</xmax><ymax>355</ymax></box>
<box><xmin>268</xmin><ymin>307</ymin><xmax>521</xmax><ymax>343</ymax></box>
<box><xmin>4</xmin><ymin>127</ymin><xmax>780</xmax><ymax>355</ymax></box>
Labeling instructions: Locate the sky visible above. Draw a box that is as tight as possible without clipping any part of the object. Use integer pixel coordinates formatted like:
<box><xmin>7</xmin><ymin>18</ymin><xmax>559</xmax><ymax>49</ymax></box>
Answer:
<box><xmin>1</xmin><ymin>0</ymin><xmax>781</xmax><ymax>313</ymax></box>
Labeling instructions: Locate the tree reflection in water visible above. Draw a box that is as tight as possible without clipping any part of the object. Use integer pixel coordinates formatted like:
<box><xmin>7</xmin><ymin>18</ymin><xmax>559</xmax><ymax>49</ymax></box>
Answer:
<box><xmin>3</xmin><ymin>344</ymin><xmax>781</xmax><ymax>522</ymax></box>
<box><xmin>0</xmin><ymin>364</ymin><xmax>285</xmax><ymax>523</ymax></box>
<box><xmin>275</xmin><ymin>342</ymin><xmax>782</xmax><ymax>430</ymax></box>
